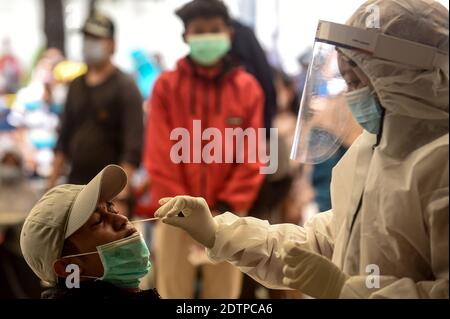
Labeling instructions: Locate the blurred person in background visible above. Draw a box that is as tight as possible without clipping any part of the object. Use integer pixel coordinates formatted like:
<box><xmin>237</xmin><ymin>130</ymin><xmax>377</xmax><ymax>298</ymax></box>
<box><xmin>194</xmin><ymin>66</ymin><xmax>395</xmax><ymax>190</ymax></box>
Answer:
<box><xmin>230</xmin><ymin>19</ymin><xmax>277</xmax><ymax>136</ymax></box>
<box><xmin>7</xmin><ymin>47</ymin><xmax>65</xmax><ymax>178</ymax></box>
<box><xmin>131</xmin><ymin>49</ymin><xmax>161</xmax><ymax>102</ymax></box>
<box><xmin>272</xmin><ymin>68</ymin><xmax>300</xmax><ymax>147</ymax></box>
<box><xmin>0</xmin><ymin>149</ymin><xmax>38</xmax><ymax>217</ymax></box>
<box><xmin>49</xmin><ymin>12</ymin><xmax>143</xmax><ymax>218</ymax></box>
<box><xmin>0</xmin><ymin>148</ymin><xmax>42</xmax><ymax>298</ymax></box>
<box><xmin>144</xmin><ymin>0</ymin><xmax>264</xmax><ymax>298</ymax></box>
<box><xmin>228</xmin><ymin>20</ymin><xmax>280</xmax><ymax>299</ymax></box>
<box><xmin>0</xmin><ymin>37</ymin><xmax>22</xmax><ymax>95</ymax></box>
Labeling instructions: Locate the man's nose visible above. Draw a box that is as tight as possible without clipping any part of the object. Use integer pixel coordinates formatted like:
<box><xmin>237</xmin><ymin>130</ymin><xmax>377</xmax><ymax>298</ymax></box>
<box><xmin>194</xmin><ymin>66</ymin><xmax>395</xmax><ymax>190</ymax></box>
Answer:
<box><xmin>110</xmin><ymin>212</ymin><xmax>129</xmax><ymax>231</ymax></box>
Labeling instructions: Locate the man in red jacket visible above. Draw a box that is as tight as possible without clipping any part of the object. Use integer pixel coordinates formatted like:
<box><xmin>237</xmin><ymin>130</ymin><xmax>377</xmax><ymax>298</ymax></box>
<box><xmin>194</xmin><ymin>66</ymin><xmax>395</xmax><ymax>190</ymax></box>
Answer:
<box><xmin>143</xmin><ymin>0</ymin><xmax>265</xmax><ymax>298</ymax></box>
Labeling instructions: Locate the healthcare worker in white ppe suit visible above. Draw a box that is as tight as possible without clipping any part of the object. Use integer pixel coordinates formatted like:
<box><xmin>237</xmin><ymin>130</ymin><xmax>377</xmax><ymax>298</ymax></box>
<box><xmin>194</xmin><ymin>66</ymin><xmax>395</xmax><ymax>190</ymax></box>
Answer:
<box><xmin>155</xmin><ymin>0</ymin><xmax>449</xmax><ymax>298</ymax></box>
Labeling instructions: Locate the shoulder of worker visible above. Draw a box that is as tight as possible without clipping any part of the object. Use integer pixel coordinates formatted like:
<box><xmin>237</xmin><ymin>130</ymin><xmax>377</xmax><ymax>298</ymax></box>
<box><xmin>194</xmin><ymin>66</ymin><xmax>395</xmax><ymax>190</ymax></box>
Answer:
<box><xmin>413</xmin><ymin>132</ymin><xmax>449</xmax><ymax>188</ymax></box>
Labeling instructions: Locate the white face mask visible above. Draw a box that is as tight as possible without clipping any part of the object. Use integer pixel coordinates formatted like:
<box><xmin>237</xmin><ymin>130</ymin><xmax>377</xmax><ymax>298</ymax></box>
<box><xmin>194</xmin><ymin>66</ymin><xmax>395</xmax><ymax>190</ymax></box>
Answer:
<box><xmin>82</xmin><ymin>38</ymin><xmax>107</xmax><ymax>66</ymax></box>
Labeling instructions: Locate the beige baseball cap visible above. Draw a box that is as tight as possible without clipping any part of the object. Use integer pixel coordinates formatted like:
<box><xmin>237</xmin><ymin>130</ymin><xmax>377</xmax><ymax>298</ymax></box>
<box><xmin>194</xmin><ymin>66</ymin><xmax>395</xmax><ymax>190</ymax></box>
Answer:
<box><xmin>81</xmin><ymin>11</ymin><xmax>115</xmax><ymax>39</ymax></box>
<box><xmin>20</xmin><ymin>165</ymin><xmax>127</xmax><ymax>286</ymax></box>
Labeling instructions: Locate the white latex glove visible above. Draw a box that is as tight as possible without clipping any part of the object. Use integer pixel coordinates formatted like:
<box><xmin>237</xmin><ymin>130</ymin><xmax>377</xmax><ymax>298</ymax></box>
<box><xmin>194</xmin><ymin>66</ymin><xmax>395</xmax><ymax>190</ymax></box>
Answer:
<box><xmin>154</xmin><ymin>196</ymin><xmax>217</xmax><ymax>248</ymax></box>
<box><xmin>282</xmin><ymin>241</ymin><xmax>349</xmax><ymax>299</ymax></box>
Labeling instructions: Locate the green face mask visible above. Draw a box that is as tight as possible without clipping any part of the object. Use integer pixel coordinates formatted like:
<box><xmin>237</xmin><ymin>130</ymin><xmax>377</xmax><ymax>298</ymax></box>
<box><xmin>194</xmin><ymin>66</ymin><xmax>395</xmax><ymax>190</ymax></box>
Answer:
<box><xmin>63</xmin><ymin>232</ymin><xmax>151</xmax><ymax>289</ymax></box>
<box><xmin>187</xmin><ymin>33</ymin><xmax>231</xmax><ymax>66</ymax></box>
<box><xmin>96</xmin><ymin>232</ymin><xmax>151</xmax><ymax>288</ymax></box>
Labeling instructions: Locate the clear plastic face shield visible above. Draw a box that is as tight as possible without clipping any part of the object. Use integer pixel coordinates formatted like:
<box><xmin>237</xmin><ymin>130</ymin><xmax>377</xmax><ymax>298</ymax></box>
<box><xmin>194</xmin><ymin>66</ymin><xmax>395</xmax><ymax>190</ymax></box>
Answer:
<box><xmin>290</xmin><ymin>20</ymin><xmax>449</xmax><ymax>164</ymax></box>
<box><xmin>290</xmin><ymin>42</ymin><xmax>351</xmax><ymax>164</ymax></box>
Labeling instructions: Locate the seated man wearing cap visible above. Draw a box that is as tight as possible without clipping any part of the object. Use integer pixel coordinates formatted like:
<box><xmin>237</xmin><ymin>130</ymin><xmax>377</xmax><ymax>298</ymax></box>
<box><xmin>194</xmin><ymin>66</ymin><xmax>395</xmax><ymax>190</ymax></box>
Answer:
<box><xmin>20</xmin><ymin>165</ymin><xmax>160</xmax><ymax>299</ymax></box>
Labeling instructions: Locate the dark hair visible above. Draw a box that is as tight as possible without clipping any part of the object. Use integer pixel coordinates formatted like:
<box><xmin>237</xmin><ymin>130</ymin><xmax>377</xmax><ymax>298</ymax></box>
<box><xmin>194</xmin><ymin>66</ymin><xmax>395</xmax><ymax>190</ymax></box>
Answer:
<box><xmin>175</xmin><ymin>0</ymin><xmax>231</xmax><ymax>27</ymax></box>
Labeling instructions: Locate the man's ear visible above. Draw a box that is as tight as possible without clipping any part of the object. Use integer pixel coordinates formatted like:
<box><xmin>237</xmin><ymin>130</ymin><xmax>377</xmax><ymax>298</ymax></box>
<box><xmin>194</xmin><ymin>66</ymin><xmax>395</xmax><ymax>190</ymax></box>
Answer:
<box><xmin>182</xmin><ymin>32</ymin><xmax>188</xmax><ymax>44</ymax></box>
<box><xmin>53</xmin><ymin>258</ymin><xmax>83</xmax><ymax>278</ymax></box>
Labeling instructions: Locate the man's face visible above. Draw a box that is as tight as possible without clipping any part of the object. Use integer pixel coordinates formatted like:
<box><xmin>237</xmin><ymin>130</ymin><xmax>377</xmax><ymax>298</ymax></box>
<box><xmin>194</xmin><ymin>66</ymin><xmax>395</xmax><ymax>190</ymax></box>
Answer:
<box><xmin>57</xmin><ymin>201</ymin><xmax>137</xmax><ymax>278</ymax></box>
<box><xmin>184</xmin><ymin>16</ymin><xmax>231</xmax><ymax>39</ymax></box>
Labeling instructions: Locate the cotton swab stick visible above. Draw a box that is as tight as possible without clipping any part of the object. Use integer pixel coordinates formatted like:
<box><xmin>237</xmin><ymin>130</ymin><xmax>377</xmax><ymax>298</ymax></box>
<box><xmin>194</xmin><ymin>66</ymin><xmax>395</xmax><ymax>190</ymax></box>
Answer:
<box><xmin>131</xmin><ymin>217</ymin><xmax>160</xmax><ymax>223</ymax></box>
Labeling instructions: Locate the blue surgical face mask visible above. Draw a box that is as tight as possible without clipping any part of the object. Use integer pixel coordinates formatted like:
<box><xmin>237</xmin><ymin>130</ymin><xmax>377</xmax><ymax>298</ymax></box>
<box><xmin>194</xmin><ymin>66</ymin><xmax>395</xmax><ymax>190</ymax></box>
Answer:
<box><xmin>345</xmin><ymin>86</ymin><xmax>384</xmax><ymax>135</ymax></box>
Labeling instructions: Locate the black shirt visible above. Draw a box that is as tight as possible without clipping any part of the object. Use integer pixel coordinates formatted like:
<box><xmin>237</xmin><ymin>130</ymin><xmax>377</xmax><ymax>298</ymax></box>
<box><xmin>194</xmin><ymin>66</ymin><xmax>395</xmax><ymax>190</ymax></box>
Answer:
<box><xmin>231</xmin><ymin>20</ymin><xmax>277</xmax><ymax>134</ymax></box>
<box><xmin>55</xmin><ymin>68</ymin><xmax>143</xmax><ymax>184</ymax></box>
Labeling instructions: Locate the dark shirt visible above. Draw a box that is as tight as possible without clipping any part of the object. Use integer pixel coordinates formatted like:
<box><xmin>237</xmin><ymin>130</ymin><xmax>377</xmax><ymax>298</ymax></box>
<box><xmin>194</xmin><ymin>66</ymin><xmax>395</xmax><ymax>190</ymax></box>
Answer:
<box><xmin>230</xmin><ymin>20</ymin><xmax>277</xmax><ymax>134</ymax></box>
<box><xmin>55</xmin><ymin>68</ymin><xmax>143</xmax><ymax>184</ymax></box>
<box><xmin>41</xmin><ymin>280</ymin><xmax>160</xmax><ymax>300</ymax></box>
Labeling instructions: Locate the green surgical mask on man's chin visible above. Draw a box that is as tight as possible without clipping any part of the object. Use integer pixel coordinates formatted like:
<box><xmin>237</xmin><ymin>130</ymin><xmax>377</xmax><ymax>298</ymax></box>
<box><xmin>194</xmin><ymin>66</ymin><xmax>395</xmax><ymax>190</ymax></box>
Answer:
<box><xmin>187</xmin><ymin>33</ymin><xmax>231</xmax><ymax>67</ymax></box>
<box><xmin>61</xmin><ymin>232</ymin><xmax>151</xmax><ymax>289</ymax></box>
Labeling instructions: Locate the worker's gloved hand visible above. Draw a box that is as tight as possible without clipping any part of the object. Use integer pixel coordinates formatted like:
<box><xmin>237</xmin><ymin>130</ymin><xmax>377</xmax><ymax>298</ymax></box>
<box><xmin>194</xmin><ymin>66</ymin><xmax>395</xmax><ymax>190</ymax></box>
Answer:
<box><xmin>155</xmin><ymin>196</ymin><xmax>217</xmax><ymax>248</ymax></box>
<box><xmin>282</xmin><ymin>241</ymin><xmax>349</xmax><ymax>299</ymax></box>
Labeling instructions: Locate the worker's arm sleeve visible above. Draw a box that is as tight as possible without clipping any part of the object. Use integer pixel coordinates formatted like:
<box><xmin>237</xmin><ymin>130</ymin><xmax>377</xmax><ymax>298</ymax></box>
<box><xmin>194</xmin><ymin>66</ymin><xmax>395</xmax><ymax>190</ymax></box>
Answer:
<box><xmin>143</xmin><ymin>76</ymin><xmax>189</xmax><ymax>211</ymax></box>
<box><xmin>340</xmin><ymin>187</ymin><xmax>449</xmax><ymax>299</ymax></box>
<box><xmin>215</xmin><ymin>82</ymin><xmax>265</xmax><ymax>214</ymax></box>
<box><xmin>120</xmin><ymin>77</ymin><xmax>144</xmax><ymax>168</ymax></box>
<box><xmin>207</xmin><ymin>210</ymin><xmax>335</xmax><ymax>290</ymax></box>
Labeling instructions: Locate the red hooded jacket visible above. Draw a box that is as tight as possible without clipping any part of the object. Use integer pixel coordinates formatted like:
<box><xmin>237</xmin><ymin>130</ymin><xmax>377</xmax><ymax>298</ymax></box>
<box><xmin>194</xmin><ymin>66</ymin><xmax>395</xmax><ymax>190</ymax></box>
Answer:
<box><xmin>143</xmin><ymin>57</ymin><xmax>265</xmax><ymax>214</ymax></box>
